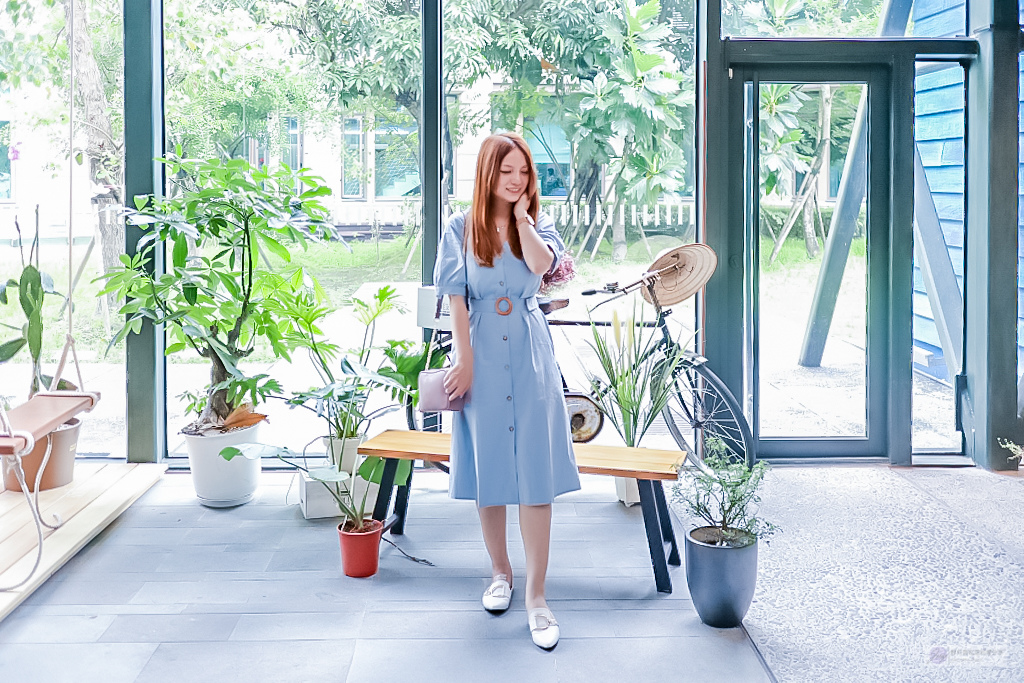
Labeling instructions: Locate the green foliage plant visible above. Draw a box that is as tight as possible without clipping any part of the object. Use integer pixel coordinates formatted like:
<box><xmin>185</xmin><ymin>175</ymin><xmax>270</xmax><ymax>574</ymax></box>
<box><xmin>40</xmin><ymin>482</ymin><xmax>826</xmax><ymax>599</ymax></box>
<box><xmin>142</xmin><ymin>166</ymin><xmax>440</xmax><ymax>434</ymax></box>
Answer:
<box><xmin>0</xmin><ymin>220</ymin><xmax>70</xmax><ymax>396</ymax></box>
<box><xmin>998</xmin><ymin>439</ymin><xmax>1024</xmax><ymax>465</ymax></box>
<box><xmin>99</xmin><ymin>153</ymin><xmax>334</xmax><ymax>434</ymax></box>
<box><xmin>378</xmin><ymin>339</ymin><xmax>447</xmax><ymax>412</ymax></box>
<box><xmin>674</xmin><ymin>437</ymin><xmax>778</xmax><ymax>548</ymax></box>
<box><xmin>583</xmin><ymin>303</ymin><xmax>685</xmax><ymax>448</ymax></box>
<box><xmin>234</xmin><ymin>285</ymin><xmax>412</xmax><ymax>530</ymax></box>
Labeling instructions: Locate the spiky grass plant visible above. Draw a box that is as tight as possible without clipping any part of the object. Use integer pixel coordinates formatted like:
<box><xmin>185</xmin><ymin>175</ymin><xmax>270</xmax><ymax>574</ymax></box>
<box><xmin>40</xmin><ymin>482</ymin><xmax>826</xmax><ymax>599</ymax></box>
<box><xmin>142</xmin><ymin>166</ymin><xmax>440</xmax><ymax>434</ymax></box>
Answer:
<box><xmin>584</xmin><ymin>303</ymin><xmax>685</xmax><ymax>448</ymax></box>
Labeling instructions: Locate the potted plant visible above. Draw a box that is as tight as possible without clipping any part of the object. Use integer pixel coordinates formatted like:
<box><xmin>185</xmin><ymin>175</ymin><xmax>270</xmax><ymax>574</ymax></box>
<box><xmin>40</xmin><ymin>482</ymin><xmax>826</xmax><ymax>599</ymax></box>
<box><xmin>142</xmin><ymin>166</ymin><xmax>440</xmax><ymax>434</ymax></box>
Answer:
<box><xmin>1</xmin><ymin>224</ymin><xmax>81</xmax><ymax>492</ymax></box>
<box><xmin>673</xmin><ymin>437</ymin><xmax>778</xmax><ymax>628</ymax></box>
<box><xmin>233</xmin><ymin>285</ymin><xmax>409</xmax><ymax>575</ymax></box>
<box><xmin>275</xmin><ymin>284</ymin><xmax>411</xmax><ymax>523</ymax></box>
<box><xmin>99</xmin><ymin>152</ymin><xmax>333</xmax><ymax>507</ymax></box>
<box><xmin>583</xmin><ymin>306</ymin><xmax>685</xmax><ymax>504</ymax></box>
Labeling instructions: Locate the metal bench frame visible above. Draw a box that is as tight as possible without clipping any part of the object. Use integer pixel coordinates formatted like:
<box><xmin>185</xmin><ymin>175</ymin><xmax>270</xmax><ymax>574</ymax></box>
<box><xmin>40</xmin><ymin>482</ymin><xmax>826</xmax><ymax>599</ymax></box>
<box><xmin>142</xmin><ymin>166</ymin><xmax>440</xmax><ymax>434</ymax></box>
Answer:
<box><xmin>364</xmin><ymin>433</ymin><xmax>682</xmax><ymax>594</ymax></box>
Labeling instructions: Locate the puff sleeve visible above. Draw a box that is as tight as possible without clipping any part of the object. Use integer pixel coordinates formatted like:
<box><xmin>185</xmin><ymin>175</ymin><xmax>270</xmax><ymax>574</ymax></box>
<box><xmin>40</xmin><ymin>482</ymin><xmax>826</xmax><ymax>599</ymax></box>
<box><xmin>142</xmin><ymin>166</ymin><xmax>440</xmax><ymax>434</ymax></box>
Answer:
<box><xmin>536</xmin><ymin>212</ymin><xmax>565</xmax><ymax>276</ymax></box>
<box><xmin>433</xmin><ymin>212</ymin><xmax>468</xmax><ymax>298</ymax></box>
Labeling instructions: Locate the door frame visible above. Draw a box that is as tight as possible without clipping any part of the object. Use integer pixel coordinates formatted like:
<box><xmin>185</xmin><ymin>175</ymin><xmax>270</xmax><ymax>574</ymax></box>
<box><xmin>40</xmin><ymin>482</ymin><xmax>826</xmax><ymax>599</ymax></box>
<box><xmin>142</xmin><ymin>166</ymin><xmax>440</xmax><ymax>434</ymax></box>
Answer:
<box><xmin>721</xmin><ymin>62</ymin><xmax>912</xmax><ymax>461</ymax></box>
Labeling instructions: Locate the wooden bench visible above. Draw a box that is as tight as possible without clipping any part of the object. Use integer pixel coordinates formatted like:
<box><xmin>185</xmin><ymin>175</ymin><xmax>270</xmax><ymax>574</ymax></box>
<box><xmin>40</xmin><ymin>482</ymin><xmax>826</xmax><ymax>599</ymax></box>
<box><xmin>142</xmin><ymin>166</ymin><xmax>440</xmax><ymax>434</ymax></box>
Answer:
<box><xmin>360</xmin><ymin>429</ymin><xmax>684</xmax><ymax>593</ymax></box>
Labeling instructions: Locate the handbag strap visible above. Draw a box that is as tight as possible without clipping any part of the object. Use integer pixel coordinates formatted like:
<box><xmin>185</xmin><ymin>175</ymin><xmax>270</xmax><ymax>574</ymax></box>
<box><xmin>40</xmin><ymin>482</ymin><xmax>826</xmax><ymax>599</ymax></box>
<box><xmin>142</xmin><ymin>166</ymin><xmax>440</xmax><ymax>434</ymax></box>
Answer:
<box><xmin>424</xmin><ymin>298</ymin><xmax>442</xmax><ymax>369</ymax></box>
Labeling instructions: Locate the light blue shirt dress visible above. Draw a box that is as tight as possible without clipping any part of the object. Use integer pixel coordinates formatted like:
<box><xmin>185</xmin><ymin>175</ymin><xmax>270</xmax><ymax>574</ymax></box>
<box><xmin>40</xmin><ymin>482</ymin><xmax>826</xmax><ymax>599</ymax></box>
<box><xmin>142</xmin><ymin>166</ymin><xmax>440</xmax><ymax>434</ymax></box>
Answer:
<box><xmin>433</xmin><ymin>211</ymin><xmax>581</xmax><ymax>507</ymax></box>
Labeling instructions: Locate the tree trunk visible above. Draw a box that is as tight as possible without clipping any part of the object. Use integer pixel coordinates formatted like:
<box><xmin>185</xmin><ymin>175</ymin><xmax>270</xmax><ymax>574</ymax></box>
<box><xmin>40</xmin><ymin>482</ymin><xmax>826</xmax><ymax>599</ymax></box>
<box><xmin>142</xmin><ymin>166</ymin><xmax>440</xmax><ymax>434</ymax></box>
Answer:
<box><xmin>63</xmin><ymin>0</ymin><xmax>123</xmax><ymax>309</ymax></box>
<box><xmin>197</xmin><ymin>349</ymin><xmax>232</xmax><ymax>425</ymax></box>
<box><xmin>611</xmin><ymin>214</ymin><xmax>627</xmax><ymax>262</ymax></box>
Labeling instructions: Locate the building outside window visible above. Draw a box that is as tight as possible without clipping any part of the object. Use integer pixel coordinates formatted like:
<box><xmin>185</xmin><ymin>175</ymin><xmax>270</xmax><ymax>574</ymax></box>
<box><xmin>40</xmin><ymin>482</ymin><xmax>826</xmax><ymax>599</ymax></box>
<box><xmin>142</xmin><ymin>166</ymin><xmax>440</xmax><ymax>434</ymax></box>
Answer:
<box><xmin>0</xmin><ymin>121</ymin><xmax>11</xmax><ymax>201</ymax></box>
<box><xmin>525</xmin><ymin>119</ymin><xmax>570</xmax><ymax>197</ymax></box>
<box><xmin>342</xmin><ymin>117</ymin><xmax>364</xmax><ymax>198</ymax></box>
<box><xmin>285</xmin><ymin>116</ymin><xmax>303</xmax><ymax>170</ymax></box>
<box><xmin>375</xmin><ymin>117</ymin><xmax>420</xmax><ymax>198</ymax></box>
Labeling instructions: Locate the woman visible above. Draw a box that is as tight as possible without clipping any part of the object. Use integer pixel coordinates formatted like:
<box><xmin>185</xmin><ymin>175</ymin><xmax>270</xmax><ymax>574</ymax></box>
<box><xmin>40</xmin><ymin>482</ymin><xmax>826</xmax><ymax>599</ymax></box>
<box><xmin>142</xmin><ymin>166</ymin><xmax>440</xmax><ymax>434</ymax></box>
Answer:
<box><xmin>433</xmin><ymin>133</ymin><xmax>580</xmax><ymax>650</ymax></box>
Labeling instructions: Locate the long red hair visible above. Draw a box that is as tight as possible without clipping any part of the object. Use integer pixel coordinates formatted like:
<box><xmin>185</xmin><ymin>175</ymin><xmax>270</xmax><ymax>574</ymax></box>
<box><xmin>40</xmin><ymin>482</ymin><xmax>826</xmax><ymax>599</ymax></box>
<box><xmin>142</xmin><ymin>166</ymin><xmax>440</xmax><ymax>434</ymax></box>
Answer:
<box><xmin>467</xmin><ymin>133</ymin><xmax>540</xmax><ymax>267</ymax></box>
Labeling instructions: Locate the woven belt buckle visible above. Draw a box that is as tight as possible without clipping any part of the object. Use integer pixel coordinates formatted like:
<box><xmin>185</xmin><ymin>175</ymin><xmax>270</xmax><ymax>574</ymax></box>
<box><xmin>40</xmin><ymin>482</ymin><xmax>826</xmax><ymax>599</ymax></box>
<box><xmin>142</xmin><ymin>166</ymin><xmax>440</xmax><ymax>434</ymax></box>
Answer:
<box><xmin>495</xmin><ymin>297</ymin><xmax>513</xmax><ymax>316</ymax></box>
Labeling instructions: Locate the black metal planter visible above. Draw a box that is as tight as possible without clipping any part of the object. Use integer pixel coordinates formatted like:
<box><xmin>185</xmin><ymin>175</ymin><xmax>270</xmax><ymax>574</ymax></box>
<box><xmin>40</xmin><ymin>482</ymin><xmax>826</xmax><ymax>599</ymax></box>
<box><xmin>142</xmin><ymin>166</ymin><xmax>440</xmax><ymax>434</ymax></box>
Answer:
<box><xmin>685</xmin><ymin>526</ymin><xmax>758</xmax><ymax>628</ymax></box>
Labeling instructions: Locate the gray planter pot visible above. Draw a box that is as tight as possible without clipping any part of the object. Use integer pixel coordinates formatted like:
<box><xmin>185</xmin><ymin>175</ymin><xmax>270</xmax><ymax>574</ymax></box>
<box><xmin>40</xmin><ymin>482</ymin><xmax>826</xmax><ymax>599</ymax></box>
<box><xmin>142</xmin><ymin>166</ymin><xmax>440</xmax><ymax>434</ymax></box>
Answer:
<box><xmin>685</xmin><ymin>526</ymin><xmax>758</xmax><ymax>628</ymax></box>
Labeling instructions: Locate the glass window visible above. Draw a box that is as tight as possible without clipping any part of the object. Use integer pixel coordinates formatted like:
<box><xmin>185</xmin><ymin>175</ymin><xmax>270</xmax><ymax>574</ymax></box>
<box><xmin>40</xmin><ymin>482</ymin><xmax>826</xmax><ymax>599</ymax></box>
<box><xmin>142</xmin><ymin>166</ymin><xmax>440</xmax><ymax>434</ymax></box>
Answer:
<box><xmin>285</xmin><ymin>116</ymin><xmax>302</xmax><ymax>170</ymax></box>
<box><xmin>913</xmin><ymin>62</ymin><xmax>965</xmax><ymax>453</ymax></box>
<box><xmin>162</xmin><ymin>0</ymin><xmax>423</xmax><ymax>459</ymax></box>
<box><xmin>342</xmin><ymin>117</ymin><xmax>364</xmax><ymax>198</ymax></box>
<box><xmin>0</xmin><ymin>1</ymin><xmax>126</xmax><ymax>458</ymax></box>
<box><xmin>445</xmin><ymin>0</ymin><xmax>698</xmax><ymax>449</ymax></box>
<box><xmin>0</xmin><ymin>121</ymin><xmax>11</xmax><ymax>200</ymax></box>
<box><xmin>375</xmin><ymin>116</ymin><xmax>420</xmax><ymax>198</ymax></box>
<box><xmin>723</xmin><ymin>0</ymin><xmax>965</xmax><ymax>39</ymax></box>
<box><xmin>525</xmin><ymin>120</ymin><xmax>571</xmax><ymax>197</ymax></box>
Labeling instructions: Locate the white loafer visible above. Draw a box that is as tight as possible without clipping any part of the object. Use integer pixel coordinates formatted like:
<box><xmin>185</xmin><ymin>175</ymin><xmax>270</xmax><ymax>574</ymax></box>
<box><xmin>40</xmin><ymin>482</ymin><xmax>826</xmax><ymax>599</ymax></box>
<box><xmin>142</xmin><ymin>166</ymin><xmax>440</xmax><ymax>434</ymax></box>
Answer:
<box><xmin>528</xmin><ymin>607</ymin><xmax>559</xmax><ymax>650</ymax></box>
<box><xmin>482</xmin><ymin>574</ymin><xmax>513</xmax><ymax>612</ymax></box>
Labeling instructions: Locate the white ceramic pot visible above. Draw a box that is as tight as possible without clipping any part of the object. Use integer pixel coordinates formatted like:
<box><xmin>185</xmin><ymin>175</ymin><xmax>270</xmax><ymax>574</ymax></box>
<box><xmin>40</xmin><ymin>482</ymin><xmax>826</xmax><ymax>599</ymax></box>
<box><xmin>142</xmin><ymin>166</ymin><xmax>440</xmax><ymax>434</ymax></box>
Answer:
<box><xmin>615</xmin><ymin>476</ymin><xmax>641</xmax><ymax>507</ymax></box>
<box><xmin>183</xmin><ymin>424</ymin><xmax>262</xmax><ymax>508</ymax></box>
<box><xmin>327</xmin><ymin>435</ymin><xmax>379</xmax><ymax>510</ymax></box>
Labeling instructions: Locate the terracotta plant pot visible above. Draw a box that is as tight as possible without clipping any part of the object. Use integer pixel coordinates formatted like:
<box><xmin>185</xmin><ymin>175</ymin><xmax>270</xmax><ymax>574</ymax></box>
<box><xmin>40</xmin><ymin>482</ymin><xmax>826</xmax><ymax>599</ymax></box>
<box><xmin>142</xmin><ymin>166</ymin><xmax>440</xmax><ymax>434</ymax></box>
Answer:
<box><xmin>3</xmin><ymin>418</ymin><xmax>81</xmax><ymax>492</ymax></box>
<box><xmin>338</xmin><ymin>518</ymin><xmax>384</xmax><ymax>578</ymax></box>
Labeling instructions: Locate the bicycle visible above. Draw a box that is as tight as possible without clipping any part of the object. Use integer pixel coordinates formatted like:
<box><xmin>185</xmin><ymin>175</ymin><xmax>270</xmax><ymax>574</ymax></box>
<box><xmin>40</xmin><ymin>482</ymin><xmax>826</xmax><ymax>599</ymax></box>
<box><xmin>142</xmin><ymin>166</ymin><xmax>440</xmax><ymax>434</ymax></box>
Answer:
<box><xmin>546</xmin><ymin>267</ymin><xmax>754</xmax><ymax>470</ymax></box>
<box><xmin>410</xmin><ymin>245</ymin><xmax>755</xmax><ymax>471</ymax></box>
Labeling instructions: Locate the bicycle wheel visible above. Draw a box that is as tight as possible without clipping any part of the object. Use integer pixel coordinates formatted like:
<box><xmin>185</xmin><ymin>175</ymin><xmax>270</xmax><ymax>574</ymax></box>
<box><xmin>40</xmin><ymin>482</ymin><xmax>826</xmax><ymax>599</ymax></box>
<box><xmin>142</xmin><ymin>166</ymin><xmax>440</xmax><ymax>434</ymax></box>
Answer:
<box><xmin>662</xmin><ymin>362</ymin><xmax>754</xmax><ymax>468</ymax></box>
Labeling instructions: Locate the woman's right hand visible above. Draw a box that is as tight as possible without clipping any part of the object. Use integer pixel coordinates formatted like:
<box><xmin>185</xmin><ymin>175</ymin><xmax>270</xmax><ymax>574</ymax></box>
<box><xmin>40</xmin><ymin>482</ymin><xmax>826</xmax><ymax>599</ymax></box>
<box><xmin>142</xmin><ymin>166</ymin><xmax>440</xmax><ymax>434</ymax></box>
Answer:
<box><xmin>443</xmin><ymin>359</ymin><xmax>473</xmax><ymax>401</ymax></box>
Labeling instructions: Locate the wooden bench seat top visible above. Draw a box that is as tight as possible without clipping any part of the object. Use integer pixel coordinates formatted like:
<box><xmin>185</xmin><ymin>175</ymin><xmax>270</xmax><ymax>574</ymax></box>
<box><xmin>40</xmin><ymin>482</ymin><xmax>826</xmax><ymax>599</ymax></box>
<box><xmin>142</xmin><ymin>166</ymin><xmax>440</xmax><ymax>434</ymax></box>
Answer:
<box><xmin>0</xmin><ymin>394</ymin><xmax>98</xmax><ymax>456</ymax></box>
<box><xmin>359</xmin><ymin>429</ymin><xmax>684</xmax><ymax>481</ymax></box>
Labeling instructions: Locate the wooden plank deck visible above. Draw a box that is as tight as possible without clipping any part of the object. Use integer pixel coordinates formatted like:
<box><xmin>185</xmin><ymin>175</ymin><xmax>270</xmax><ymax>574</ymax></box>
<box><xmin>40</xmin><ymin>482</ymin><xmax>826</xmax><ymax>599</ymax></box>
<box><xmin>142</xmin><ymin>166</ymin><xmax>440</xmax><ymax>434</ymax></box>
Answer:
<box><xmin>0</xmin><ymin>461</ymin><xmax>165</xmax><ymax>623</ymax></box>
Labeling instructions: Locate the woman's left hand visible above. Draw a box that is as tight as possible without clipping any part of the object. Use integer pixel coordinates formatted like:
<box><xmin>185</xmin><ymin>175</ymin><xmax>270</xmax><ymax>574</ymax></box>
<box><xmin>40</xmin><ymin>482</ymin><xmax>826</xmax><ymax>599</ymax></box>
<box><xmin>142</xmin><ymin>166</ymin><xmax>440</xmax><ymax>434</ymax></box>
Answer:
<box><xmin>514</xmin><ymin>192</ymin><xmax>530</xmax><ymax>222</ymax></box>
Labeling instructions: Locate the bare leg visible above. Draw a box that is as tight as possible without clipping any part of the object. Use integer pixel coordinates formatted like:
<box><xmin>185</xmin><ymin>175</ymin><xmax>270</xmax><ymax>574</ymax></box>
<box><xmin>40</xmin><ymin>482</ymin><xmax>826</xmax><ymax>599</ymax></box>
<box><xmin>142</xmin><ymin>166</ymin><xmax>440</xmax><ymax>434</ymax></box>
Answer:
<box><xmin>519</xmin><ymin>503</ymin><xmax>552</xmax><ymax>611</ymax></box>
<box><xmin>479</xmin><ymin>504</ymin><xmax>513</xmax><ymax>583</ymax></box>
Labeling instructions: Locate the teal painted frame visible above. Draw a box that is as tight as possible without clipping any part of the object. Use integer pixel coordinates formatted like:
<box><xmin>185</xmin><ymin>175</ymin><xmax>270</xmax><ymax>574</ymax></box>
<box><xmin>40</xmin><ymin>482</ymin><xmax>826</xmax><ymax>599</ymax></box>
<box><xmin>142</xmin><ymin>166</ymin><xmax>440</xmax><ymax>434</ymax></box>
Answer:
<box><xmin>700</xmin><ymin>4</ymin><xmax>986</xmax><ymax>464</ymax></box>
<box><xmin>961</xmin><ymin>1</ymin><xmax>1023</xmax><ymax>469</ymax></box>
<box><xmin>122</xmin><ymin>0</ymin><xmax>166</xmax><ymax>463</ymax></box>
<box><xmin>730</xmin><ymin>64</ymin><xmax>893</xmax><ymax>460</ymax></box>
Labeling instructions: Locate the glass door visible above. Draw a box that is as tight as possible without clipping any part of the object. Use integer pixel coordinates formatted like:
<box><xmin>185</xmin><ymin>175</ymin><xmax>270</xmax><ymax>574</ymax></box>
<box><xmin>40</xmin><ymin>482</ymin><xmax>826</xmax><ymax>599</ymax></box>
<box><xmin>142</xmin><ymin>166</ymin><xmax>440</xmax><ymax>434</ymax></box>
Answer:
<box><xmin>737</xmin><ymin>66</ymin><xmax>892</xmax><ymax>458</ymax></box>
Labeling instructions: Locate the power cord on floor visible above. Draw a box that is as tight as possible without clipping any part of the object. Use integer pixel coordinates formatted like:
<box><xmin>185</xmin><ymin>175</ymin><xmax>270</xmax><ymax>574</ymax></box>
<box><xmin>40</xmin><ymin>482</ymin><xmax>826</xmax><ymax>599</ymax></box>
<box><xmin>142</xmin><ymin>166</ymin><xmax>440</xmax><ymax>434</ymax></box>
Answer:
<box><xmin>381</xmin><ymin>536</ymin><xmax>435</xmax><ymax>566</ymax></box>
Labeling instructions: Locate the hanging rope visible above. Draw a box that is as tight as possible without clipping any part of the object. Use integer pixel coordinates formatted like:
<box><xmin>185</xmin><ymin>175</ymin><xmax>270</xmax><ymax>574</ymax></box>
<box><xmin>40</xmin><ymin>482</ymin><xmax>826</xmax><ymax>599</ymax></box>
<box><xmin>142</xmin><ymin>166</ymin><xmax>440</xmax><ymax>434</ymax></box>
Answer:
<box><xmin>0</xmin><ymin>0</ymin><xmax>82</xmax><ymax>593</ymax></box>
<box><xmin>0</xmin><ymin>405</ymin><xmax>62</xmax><ymax>591</ymax></box>
<box><xmin>49</xmin><ymin>0</ymin><xmax>84</xmax><ymax>394</ymax></box>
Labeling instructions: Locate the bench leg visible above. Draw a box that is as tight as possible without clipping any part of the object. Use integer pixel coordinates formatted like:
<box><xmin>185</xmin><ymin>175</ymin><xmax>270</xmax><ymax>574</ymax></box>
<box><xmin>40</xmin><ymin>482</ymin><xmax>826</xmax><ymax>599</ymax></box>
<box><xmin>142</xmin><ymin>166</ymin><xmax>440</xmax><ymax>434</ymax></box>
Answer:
<box><xmin>653</xmin><ymin>480</ymin><xmax>680</xmax><ymax>566</ymax></box>
<box><xmin>391</xmin><ymin>465</ymin><xmax>413</xmax><ymax>535</ymax></box>
<box><xmin>637</xmin><ymin>479</ymin><xmax>673</xmax><ymax>594</ymax></box>
<box><xmin>372</xmin><ymin>458</ymin><xmax>399</xmax><ymax>524</ymax></box>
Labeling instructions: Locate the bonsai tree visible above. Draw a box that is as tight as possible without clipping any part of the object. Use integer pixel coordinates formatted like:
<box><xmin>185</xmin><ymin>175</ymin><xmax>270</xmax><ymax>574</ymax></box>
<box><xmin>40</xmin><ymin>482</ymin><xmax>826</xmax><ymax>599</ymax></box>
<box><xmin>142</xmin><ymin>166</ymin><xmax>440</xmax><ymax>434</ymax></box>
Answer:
<box><xmin>99</xmin><ymin>153</ymin><xmax>334</xmax><ymax>434</ymax></box>
<box><xmin>674</xmin><ymin>437</ymin><xmax>778</xmax><ymax>548</ymax></box>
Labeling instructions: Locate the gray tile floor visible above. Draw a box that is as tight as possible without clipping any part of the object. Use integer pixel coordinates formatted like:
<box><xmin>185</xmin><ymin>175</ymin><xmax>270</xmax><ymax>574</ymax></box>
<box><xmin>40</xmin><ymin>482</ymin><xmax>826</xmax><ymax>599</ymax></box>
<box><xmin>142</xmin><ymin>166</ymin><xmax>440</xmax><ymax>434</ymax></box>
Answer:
<box><xmin>0</xmin><ymin>470</ymin><xmax>773</xmax><ymax>683</ymax></box>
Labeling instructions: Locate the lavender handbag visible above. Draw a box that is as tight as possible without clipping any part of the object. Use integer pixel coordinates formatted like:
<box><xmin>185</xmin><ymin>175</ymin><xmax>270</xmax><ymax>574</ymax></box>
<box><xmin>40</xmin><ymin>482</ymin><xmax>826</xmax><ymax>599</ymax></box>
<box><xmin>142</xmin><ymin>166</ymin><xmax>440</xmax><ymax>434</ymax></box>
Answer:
<box><xmin>418</xmin><ymin>299</ymin><xmax>465</xmax><ymax>412</ymax></box>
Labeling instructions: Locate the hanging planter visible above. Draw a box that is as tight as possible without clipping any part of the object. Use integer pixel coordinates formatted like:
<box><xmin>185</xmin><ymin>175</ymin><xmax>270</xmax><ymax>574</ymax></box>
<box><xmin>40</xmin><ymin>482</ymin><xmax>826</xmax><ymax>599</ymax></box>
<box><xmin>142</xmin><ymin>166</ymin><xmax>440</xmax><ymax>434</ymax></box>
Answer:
<box><xmin>338</xmin><ymin>518</ymin><xmax>384</xmax><ymax>578</ymax></box>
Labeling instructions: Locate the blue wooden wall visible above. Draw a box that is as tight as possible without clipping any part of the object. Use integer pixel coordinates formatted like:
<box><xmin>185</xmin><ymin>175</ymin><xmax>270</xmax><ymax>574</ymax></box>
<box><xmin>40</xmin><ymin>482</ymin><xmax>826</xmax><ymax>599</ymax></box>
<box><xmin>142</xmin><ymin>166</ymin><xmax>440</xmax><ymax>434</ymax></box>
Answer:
<box><xmin>911</xmin><ymin>0</ymin><xmax>968</xmax><ymax>380</ymax></box>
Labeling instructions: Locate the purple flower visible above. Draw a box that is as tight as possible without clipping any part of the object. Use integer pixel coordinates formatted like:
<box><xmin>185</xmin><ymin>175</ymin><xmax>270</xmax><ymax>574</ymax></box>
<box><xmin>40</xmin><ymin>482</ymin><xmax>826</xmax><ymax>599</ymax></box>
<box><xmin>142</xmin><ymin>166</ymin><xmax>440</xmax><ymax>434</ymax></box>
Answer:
<box><xmin>540</xmin><ymin>251</ymin><xmax>577</xmax><ymax>294</ymax></box>
<box><xmin>8</xmin><ymin>143</ymin><xmax>20</xmax><ymax>161</ymax></box>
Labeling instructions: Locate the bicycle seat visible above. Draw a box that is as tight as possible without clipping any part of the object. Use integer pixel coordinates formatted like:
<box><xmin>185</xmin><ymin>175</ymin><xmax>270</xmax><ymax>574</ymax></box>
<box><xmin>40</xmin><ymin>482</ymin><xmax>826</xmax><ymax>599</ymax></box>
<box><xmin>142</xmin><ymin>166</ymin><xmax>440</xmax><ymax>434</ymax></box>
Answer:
<box><xmin>538</xmin><ymin>297</ymin><xmax>569</xmax><ymax>315</ymax></box>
